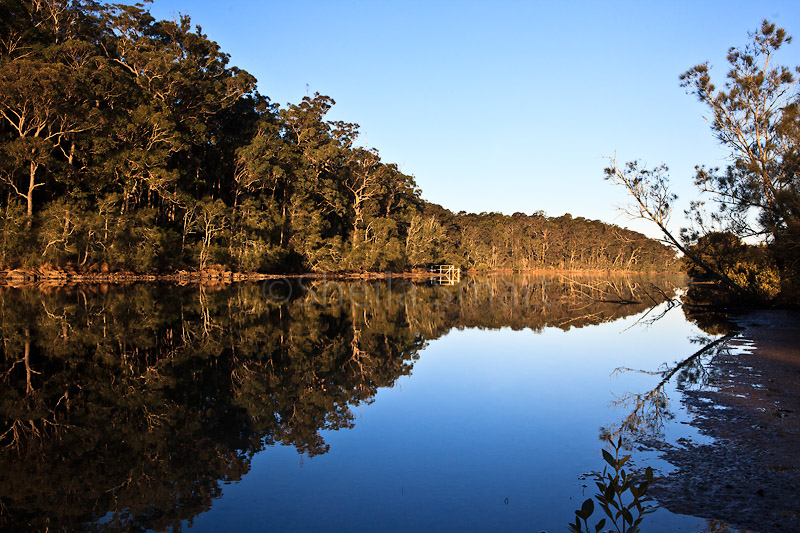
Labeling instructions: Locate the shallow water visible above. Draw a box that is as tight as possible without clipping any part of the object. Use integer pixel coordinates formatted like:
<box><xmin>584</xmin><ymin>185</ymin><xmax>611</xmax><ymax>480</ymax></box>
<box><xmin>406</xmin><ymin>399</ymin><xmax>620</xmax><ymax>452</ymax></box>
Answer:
<box><xmin>0</xmin><ymin>274</ymin><xmax>727</xmax><ymax>531</ymax></box>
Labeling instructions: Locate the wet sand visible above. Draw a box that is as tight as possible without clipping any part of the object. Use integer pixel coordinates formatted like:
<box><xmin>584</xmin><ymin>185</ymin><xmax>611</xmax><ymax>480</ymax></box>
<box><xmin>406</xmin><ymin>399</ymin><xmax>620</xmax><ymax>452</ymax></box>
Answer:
<box><xmin>650</xmin><ymin>310</ymin><xmax>800</xmax><ymax>532</ymax></box>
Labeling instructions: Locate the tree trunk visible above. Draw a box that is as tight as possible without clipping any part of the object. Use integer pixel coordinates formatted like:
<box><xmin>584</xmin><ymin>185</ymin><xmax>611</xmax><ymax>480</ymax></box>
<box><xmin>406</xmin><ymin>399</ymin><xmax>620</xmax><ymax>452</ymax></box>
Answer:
<box><xmin>26</xmin><ymin>160</ymin><xmax>38</xmax><ymax>229</ymax></box>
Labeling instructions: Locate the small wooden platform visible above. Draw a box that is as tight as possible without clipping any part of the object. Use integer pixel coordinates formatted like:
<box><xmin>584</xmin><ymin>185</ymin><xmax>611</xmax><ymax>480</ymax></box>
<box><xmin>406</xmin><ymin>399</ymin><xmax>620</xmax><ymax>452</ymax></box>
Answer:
<box><xmin>428</xmin><ymin>265</ymin><xmax>461</xmax><ymax>285</ymax></box>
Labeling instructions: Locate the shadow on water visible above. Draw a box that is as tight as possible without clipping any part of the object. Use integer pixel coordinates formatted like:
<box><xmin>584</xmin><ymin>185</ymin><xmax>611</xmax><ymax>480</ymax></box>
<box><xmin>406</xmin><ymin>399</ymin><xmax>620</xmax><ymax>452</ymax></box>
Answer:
<box><xmin>602</xmin><ymin>333</ymin><xmax>735</xmax><ymax>444</ymax></box>
<box><xmin>0</xmin><ymin>273</ymin><xmax>683</xmax><ymax>530</ymax></box>
<box><xmin>596</xmin><ymin>284</ymin><xmax>800</xmax><ymax>532</ymax></box>
<box><xmin>564</xmin><ymin>285</ymin><xmax>738</xmax><ymax>533</ymax></box>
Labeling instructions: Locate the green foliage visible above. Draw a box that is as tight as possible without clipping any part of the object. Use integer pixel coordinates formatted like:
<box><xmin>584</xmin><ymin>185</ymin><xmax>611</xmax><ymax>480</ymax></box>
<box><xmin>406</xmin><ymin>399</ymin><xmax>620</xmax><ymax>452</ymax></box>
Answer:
<box><xmin>724</xmin><ymin>258</ymin><xmax>781</xmax><ymax>301</ymax></box>
<box><xmin>0</xmin><ymin>1</ymin><xmax>674</xmax><ymax>275</ymax></box>
<box><xmin>772</xmin><ymin>220</ymin><xmax>800</xmax><ymax>301</ymax></box>
<box><xmin>608</xmin><ymin>20</ymin><xmax>800</xmax><ymax>306</ymax></box>
<box><xmin>355</xmin><ymin>217</ymin><xmax>406</xmax><ymax>271</ymax></box>
<box><xmin>683</xmin><ymin>232</ymin><xmax>782</xmax><ymax>304</ymax></box>
<box><xmin>423</xmin><ymin>204</ymin><xmax>678</xmax><ymax>272</ymax></box>
<box><xmin>681</xmin><ymin>232</ymin><xmax>744</xmax><ymax>279</ymax></box>
<box><xmin>684</xmin><ymin>21</ymin><xmax>800</xmax><ymax>304</ymax></box>
<box><xmin>569</xmin><ymin>437</ymin><xmax>655</xmax><ymax>533</ymax></box>
<box><xmin>0</xmin><ymin>199</ymin><xmax>29</xmax><ymax>267</ymax></box>
<box><xmin>405</xmin><ymin>214</ymin><xmax>444</xmax><ymax>266</ymax></box>
<box><xmin>680</xmin><ymin>20</ymin><xmax>798</xmax><ymax>240</ymax></box>
<box><xmin>228</xmin><ymin>198</ymin><xmax>286</xmax><ymax>272</ymax></box>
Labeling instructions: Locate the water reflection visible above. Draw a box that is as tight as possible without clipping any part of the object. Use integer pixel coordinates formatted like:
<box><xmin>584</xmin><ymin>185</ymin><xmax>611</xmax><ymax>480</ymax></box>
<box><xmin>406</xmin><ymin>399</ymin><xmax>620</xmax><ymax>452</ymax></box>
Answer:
<box><xmin>602</xmin><ymin>333</ymin><xmax>735</xmax><ymax>442</ymax></box>
<box><xmin>0</xmin><ymin>274</ymin><xmax>682</xmax><ymax>530</ymax></box>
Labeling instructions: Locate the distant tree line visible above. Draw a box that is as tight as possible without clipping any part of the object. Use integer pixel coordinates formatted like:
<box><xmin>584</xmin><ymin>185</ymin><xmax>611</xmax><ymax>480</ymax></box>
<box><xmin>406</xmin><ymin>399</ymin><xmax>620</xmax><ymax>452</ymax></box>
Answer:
<box><xmin>0</xmin><ymin>0</ymin><xmax>676</xmax><ymax>274</ymax></box>
<box><xmin>419</xmin><ymin>204</ymin><xmax>678</xmax><ymax>271</ymax></box>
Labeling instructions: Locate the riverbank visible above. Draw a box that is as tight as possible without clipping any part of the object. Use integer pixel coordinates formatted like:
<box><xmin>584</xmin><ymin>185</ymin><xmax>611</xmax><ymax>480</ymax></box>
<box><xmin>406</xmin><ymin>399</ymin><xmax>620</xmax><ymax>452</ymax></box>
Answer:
<box><xmin>650</xmin><ymin>309</ymin><xmax>800</xmax><ymax>531</ymax></box>
<box><xmin>0</xmin><ymin>267</ymin><xmax>682</xmax><ymax>288</ymax></box>
<box><xmin>0</xmin><ymin>267</ymin><xmax>439</xmax><ymax>287</ymax></box>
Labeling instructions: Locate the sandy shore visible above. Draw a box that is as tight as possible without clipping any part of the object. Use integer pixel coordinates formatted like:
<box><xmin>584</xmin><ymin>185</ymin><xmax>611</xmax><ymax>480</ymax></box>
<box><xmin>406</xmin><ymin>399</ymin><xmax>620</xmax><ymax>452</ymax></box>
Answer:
<box><xmin>650</xmin><ymin>309</ymin><xmax>800</xmax><ymax>532</ymax></box>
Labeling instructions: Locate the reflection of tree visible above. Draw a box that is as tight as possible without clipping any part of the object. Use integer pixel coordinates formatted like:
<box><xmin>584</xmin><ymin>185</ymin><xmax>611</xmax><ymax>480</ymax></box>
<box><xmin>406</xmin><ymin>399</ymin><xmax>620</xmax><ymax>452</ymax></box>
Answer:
<box><xmin>405</xmin><ymin>273</ymin><xmax>683</xmax><ymax>335</ymax></box>
<box><xmin>0</xmin><ymin>273</ymin><xmax>681</xmax><ymax>530</ymax></box>
<box><xmin>0</xmin><ymin>283</ymin><xmax>423</xmax><ymax>530</ymax></box>
<box><xmin>681</xmin><ymin>283</ymin><xmax>738</xmax><ymax>336</ymax></box>
<box><xmin>602</xmin><ymin>334</ymin><xmax>735</xmax><ymax>441</ymax></box>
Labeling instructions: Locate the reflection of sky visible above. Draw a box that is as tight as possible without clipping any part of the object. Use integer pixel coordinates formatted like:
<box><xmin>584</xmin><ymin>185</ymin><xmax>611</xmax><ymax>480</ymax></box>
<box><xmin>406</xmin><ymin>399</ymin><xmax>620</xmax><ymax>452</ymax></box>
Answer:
<box><xmin>188</xmin><ymin>301</ymin><xmax>713</xmax><ymax>532</ymax></box>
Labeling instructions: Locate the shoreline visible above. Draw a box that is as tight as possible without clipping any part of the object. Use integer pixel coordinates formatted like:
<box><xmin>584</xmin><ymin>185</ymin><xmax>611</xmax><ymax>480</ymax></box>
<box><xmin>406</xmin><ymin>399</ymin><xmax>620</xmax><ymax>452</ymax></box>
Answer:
<box><xmin>0</xmin><ymin>267</ymin><xmax>683</xmax><ymax>288</ymax></box>
<box><xmin>0</xmin><ymin>268</ymin><xmax>435</xmax><ymax>287</ymax></box>
<box><xmin>650</xmin><ymin>309</ymin><xmax>800</xmax><ymax>531</ymax></box>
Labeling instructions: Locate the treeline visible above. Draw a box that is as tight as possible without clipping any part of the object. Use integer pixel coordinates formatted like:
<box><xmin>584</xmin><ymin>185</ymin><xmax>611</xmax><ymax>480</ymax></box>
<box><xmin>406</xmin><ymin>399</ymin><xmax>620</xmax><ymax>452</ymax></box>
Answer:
<box><xmin>0</xmin><ymin>0</ymin><xmax>676</xmax><ymax>274</ymax></box>
<box><xmin>418</xmin><ymin>204</ymin><xmax>678</xmax><ymax>271</ymax></box>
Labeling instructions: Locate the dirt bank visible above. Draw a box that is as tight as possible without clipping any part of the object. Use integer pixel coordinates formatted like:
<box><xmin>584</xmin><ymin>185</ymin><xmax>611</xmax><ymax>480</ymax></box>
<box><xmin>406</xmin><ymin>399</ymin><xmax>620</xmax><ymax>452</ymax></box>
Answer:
<box><xmin>650</xmin><ymin>310</ymin><xmax>800</xmax><ymax>532</ymax></box>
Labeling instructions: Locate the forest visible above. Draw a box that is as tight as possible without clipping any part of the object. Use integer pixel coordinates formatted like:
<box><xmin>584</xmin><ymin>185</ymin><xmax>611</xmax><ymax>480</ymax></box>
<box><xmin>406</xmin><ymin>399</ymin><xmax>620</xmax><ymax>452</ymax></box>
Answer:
<box><xmin>0</xmin><ymin>0</ymin><xmax>677</xmax><ymax>275</ymax></box>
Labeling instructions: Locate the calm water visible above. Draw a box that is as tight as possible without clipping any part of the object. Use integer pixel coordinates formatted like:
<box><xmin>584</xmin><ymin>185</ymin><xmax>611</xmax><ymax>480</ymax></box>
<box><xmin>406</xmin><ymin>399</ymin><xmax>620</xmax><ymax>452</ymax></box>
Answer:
<box><xmin>0</xmin><ymin>274</ymin><xmax>724</xmax><ymax>531</ymax></box>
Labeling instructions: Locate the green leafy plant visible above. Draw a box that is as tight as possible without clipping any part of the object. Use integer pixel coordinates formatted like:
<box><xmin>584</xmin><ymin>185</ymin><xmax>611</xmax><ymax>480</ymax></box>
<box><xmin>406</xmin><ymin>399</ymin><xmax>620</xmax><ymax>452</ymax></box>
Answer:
<box><xmin>569</xmin><ymin>437</ymin><xmax>655</xmax><ymax>533</ymax></box>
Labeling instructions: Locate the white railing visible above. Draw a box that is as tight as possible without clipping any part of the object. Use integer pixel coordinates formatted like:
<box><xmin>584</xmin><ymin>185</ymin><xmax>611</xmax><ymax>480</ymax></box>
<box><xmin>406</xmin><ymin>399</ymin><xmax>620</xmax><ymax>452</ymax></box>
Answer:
<box><xmin>428</xmin><ymin>265</ymin><xmax>461</xmax><ymax>285</ymax></box>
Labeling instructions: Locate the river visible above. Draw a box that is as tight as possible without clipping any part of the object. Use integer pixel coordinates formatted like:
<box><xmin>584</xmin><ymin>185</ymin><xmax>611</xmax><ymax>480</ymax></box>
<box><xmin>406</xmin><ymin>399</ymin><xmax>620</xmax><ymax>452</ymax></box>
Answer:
<box><xmin>0</xmin><ymin>274</ymin><xmax>734</xmax><ymax>531</ymax></box>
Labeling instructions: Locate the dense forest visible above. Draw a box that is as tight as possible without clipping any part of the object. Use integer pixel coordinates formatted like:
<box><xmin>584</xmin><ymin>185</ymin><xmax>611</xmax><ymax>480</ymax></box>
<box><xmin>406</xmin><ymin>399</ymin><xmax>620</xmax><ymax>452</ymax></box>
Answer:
<box><xmin>0</xmin><ymin>0</ymin><xmax>677</xmax><ymax>275</ymax></box>
<box><xmin>420</xmin><ymin>204</ymin><xmax>677</xmax><ymax>271</ymax></box>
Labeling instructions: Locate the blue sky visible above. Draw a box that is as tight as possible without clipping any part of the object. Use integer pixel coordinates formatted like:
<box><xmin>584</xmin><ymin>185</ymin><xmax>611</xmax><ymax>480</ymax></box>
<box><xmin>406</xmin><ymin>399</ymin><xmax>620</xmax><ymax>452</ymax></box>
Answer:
<box><xmin>147</xmin><ymin>0</ymin><xmax>799</xmax><ymax>238</ymax></box>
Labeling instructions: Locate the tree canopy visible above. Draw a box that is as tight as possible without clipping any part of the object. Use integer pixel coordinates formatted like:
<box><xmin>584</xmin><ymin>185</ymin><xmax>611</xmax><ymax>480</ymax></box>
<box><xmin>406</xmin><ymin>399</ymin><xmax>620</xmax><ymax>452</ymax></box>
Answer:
<box><xmin>0</xmin><ymin>0</ymin><xmax>675</xmax><ymax>275</ymax></box>
<box><xmin>607</xmin><ymin>20</ymin><xmax>799</xmax><ymax>304</ymax></box>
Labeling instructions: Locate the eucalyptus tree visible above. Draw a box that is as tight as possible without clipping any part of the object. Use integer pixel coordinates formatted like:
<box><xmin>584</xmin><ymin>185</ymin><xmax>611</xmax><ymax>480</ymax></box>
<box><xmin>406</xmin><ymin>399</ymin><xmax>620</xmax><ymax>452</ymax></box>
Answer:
<box><xmin>606</xmin><ymin>20</ymin><xmax>799</xmax><ymax>300</ymax></box>
<box><xmin>0</xmin><ymin>0</ymin><xmax>103</xmax><ymax>227</ymax></box>
<box><xmin>99</xmin><ymin>2</ymin><xmax>257</xmax><ymax>210</ymax></box>
<box><xmin>405</xmin><ymin>214</ymin><xmax>444</xmax><ymax>266</ymax></box>
<box><xmin>276</xmin><ymin>94</ymin><xmax>346</xmax><ymax>269</ymax></box>
<box><xmin>680</xmin><ymin>20</ymin><xmax>799</xmax><ymax>239</ymax></box>
<box><xmin>0</xmin><ymin>0</ymin><xmax>677</xmax><ymax>274</ymax></box>
<box><xmin>604</xmin><ymin>157</ymin><xmax>746</xmax><ymax>293</ymax></box>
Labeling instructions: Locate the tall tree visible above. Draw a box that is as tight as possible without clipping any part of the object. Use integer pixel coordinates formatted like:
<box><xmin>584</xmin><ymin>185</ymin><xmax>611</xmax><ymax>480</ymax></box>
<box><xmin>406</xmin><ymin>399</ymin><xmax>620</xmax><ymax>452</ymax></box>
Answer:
<box><xmin>680</xmin><ymin>20</ymin><xmax>799</xmax><ymax>239</ymax></box>
<box><xmin>0</xmin><ymin>0</ymin><xmax>100</xmax><ymax>226</ymax></box>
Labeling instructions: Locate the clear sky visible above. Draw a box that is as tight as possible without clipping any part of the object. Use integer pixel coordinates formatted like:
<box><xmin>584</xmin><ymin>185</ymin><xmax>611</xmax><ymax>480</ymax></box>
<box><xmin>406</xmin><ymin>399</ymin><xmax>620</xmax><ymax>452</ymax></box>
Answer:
<box><xmin>146</xmin><ymin>0</ymin><xmax>799</xmax><ymax>238</ymax></box>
